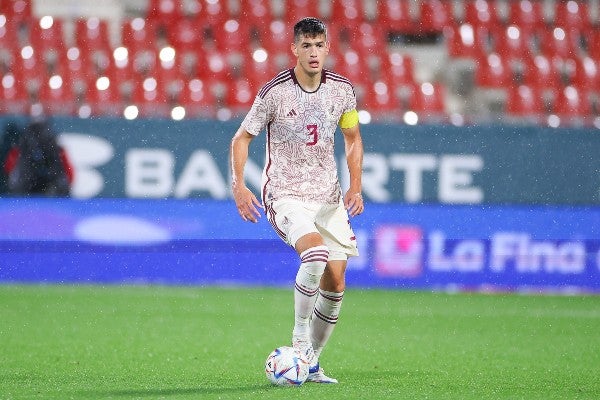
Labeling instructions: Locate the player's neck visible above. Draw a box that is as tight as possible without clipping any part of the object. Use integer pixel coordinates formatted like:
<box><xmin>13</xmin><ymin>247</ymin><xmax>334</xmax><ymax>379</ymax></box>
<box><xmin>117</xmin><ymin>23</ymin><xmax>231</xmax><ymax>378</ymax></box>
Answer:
<box><xmin>294</xmin><ymin>66</ymin><xmax>321</xmax><ymax>92</ymax></box>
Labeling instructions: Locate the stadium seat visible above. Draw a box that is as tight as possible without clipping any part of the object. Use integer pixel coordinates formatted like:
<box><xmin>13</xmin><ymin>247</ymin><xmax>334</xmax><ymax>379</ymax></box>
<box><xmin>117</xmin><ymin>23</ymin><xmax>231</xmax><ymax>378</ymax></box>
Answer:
<box><xmin>330</xmin><ymin>0</ymin><xmax>366</xmax><ymax>26</ymax></box>
<box><xmin>0</xmin><ymin>0</ymin><xmax>31</xmax><ymax>22</ymax></box>
<box><xmin>0</xmin><ymin>69</ymin><xmax>29</xmax><ymax>114</ymax></box>
<box><xmin>553</xmin><ymin>0</ymin><xmax>591</xmax><ymax>32</ymax></box>
<box><xmin>504</xmin><ymin>84</ymin><xmax>546</xmax><ymax>121</ymax></box>
<box><xmin>589</xmin><ymin>29</ymin><xmax>600</xmax><ymax>62</ymax></box>
<box><xmin>444</xmin><ymin>22</ymin><xmax>489</xmax><ymax>60</ymax></box>
<box><xmin>284</xmin><ymin>0</ymin><xmax>322</xmax><ymax>24</ymax></box>
<box><xmin>538</xmin><ymin>26</ymin><xmax>581</xmax><ymax>60</ymax></box>
<box><xmin>462</xmin><ymin>0</ymin><xmax>502</xmax><ymax>29</ymax></box>
<box><xmin>408</xmin><ymin>81</ymin><xmax>446</xmax><ymax>117</ymax></box>
<box><xmin>121</xmin><ymin>18</ymin><xmax>159</xmax><ymax>54</ymax></box>
<box><xmin>379</xmin><ymin>51</ymin><xmax>415</xmax><ymax>87</ymax></box>
<box><xmin>506</xmin><ymin>0</ymin><xmax>546</xmax><ymax>33</ymax></box>
<box><xmin>176</xmin><ymin>76</ymin><xmax>217</xmax><ymax>118</ymax></box>
<box><xmin>81</xmin><ymin>75</ymin><xmax>123</xmax><ymax>116</ymax></box>
<box><xmin>564</xmin><ymin>56</ymin><xmax>600</xmax><ymax>91</ymax></box>
<box><xmin>208</xmin><ymin>18</ymin><xmax>251</xmax><ymax>55</ymax></box>
<box><xmin>364</xmin><ymin>77</ymin><xmax>402</xmax><ymax>117</ymax></box>
<box><xmin>28</xmin><ymin>16</ymin><xmax>67</xmax><ymax>61</ymax></box>
<box><xmin>36</xmin><ymin>72</ymin><xmax>76</xmax><ymax>115</ymax></box>
<box><xmin>418</xmin><ymin>0</ymin><xmax>455</xmax><ymax>34</ymax></box>
<box><xmin>551</xmin><ymin>85</ymin><xmax>592</xmax><ymax>119</ymax></box>
<box><xmin>166</xmin><ymin>17</ymin><xmax>202</xmax><ymax>53</ymax></box>
<box><xmin>474</xmin><ymin>53</ymin><xmax>513</xmax><ymax>89</ymax></box>
<box><xmin>242</xmin><ymin>50</ymin><xmax>278</xmax><ymax>90</ymax></box>
<box><xmin>190</xmin><ymin>0</ymin><xmax>230</xmax><ymax>27</ymax></box>
<box><xmin>75</xmin><ymin>17</ymin><xmax>111</xmax><ymax>52</ymax></box>
<box><xmin>146</xmin><ymin>0</ymin><xmax>184</xmax><ymax>23</ymax></box>
<box><xmin>375</xmin><ymin>0</ymin><xmax>414</xmax><ymax>34</ymax></box>
<box><xmin>492</xmin><ymin>24</ymin><xmax>535</xmax><ymax>63</ymax></box>
<box><xmin>128</xmin><ymin>75</ymin><xmax>171</xmax><ymax>118</ymax></box>
<box><xmin>224</xmin><ymin>77</ymin><xmax>255</xmax><ymax>114</ymax></box>
<box><xmin>238</xmin><ymin>0</ymin><xmax>274</xmax><ymax>29</ymax></box>
<box><xmin>520</xmin><ymin>54</ymin><xmax>563</xmax><ymax>92</ymax></box>
<box><xmin>199</xmin><ymin>47</ymin><xmax>232</xmax><ymax>81</ymax></box>
<box><xmin>0</xmin><ymin>17</ymin><xmax>21</xmax><ymax>58</ymax></box>
<box><xmin>256</xmin><ymin>19</ymin><xmax>293</xmax><ymax>56</ymax></box>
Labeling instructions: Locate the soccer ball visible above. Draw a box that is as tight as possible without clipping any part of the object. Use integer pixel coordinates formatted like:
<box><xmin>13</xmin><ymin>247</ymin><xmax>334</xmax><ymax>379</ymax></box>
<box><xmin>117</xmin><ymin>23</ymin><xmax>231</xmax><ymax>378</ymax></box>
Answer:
<box><xmin>265</xmin><ymin>346</ymin><xmax>310</xmax><ymax>386</ymax></box>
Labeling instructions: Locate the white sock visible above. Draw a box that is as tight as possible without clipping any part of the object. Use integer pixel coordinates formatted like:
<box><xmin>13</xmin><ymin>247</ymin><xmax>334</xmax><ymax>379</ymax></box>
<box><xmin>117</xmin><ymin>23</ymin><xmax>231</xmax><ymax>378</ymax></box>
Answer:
<box><xmin>292</xmin><ymin>245</ymin><xmax>328</xmax><ymax>338</ymax></box>
<box><xmin>311</xmin><ymin>289</ymin><xmax>344</xmax><ymax>359</ymax></box>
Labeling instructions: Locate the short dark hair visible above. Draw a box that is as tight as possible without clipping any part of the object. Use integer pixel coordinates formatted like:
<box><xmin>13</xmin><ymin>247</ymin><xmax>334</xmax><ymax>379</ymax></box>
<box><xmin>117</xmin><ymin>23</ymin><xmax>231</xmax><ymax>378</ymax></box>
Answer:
<box><xmin>293</xmin><ymin>17</ymin><xmax>327</xmax><ymax>43</ymax></box>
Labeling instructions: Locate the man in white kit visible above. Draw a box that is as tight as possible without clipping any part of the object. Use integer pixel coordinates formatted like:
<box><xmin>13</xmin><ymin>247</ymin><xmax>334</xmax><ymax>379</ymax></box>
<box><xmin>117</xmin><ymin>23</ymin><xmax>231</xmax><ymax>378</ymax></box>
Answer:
<box><xmin>230</xmin><ymin>17</ymin><xmax>364</xmax><ymax>384</ymax></box>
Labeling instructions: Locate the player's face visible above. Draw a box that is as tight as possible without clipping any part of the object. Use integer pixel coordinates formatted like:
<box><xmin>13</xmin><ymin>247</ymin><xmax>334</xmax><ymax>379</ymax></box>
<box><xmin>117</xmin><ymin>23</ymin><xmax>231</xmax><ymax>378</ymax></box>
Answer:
<box><xmin>292</xmin><ymin>34</ymin><xmax>330</xmax><ymax>76</ymax></box>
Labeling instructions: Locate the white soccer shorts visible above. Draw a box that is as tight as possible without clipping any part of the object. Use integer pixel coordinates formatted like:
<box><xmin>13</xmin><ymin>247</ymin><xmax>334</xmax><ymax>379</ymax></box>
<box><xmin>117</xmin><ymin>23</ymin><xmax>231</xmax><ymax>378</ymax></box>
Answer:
<box><xmin>267</xmin><ymin>198</ymin><xmax>359</xmax><ymax>260</ymax></box>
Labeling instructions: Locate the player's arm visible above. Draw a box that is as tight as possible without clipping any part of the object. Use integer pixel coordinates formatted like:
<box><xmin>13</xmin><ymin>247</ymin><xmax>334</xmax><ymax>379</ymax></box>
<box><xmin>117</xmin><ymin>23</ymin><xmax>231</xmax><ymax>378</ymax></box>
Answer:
<box><xmin>230</xmin><ymin>126</ymin><xmax>263</xmax><ymax>223</ymax></box>
<box><xmin>340</xmin><ymin>109</ymin><xmax>364</xmax><ymax>217</ymax></box>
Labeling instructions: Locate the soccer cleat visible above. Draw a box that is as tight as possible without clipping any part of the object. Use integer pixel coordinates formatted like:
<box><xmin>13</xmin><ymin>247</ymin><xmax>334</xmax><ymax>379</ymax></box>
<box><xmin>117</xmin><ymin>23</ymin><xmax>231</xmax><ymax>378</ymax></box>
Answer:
<box><xmin>292</xmin><ymin>335</ymin><xmax>316</xmax><ymax>366</ymax></box>
<box><xmin>306</xmin><ymin>363</ymin><xmax>338</xmax><ymax>384</ymax></box>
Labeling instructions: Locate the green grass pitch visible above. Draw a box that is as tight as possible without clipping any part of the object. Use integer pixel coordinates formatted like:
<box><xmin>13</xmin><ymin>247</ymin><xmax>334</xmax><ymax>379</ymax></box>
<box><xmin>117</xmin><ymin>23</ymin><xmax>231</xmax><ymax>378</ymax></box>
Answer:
<box><xmin>1</xmin><ymin>285</ymin><xmax>599</xmax><ymax>399</ymax></box>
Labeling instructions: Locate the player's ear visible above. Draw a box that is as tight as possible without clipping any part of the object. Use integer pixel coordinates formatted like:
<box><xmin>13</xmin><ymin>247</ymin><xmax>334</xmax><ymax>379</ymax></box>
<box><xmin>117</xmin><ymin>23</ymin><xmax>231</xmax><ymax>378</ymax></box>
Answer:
<box><xmin>291</xmin><ymin>43</ymin><xmax>298</xmax><ymax>57</ymax></box>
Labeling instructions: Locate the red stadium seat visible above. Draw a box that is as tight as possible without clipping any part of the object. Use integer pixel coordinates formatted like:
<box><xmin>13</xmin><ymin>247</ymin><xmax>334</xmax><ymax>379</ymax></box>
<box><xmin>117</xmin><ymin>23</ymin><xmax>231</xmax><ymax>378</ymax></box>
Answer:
<box><xmin>493</xmin><ymin>24</ymin><xmax>535</xmax><ymax>63</ymax></box>
<box><xmin>408</xmin><ymin>81</ymin><xmax>446</xmax><ymax>116</ymax></box>
<box><xmin>505</xmin><ymin>84</ymin><xmax>545</xmax><ymax>121</ymax></box>
<box><xmin>166</xmin><ymin>17</ymin><xmax>202</xmax><ymax>53</ymax></box>
<box><xmin>81</xmin><ymin>75</ymin><xmax>123</xmax><ymax>116</ymax></box>
<box><xmin>199</xmin><ymin>47</ymin><xmax>232</xmax><ymax>81</ymax></box>
<box><xmin>444</xmin><ymin>22</ymin><xmax>489</xmax><ymax>60</ymax></box>
<box><xmin>376</xmin><ymin>0</ymin><xmax>414</xmax><ymax>34</ymax></box>
<box><xmin>520</xmin><ymin>54</ymin><xmax>563</xmax><ymax>92</ymax></box>
<box><xmin>0</xmin><ymin>0</ymin><xmax>31</xmax><ymax>22</ymax></box>
<box><xmin>242</xmin><ymin>49</ymin><xmax>278</xmax><ymax>89</ymax></box>
<box><xmin>284</xmin><ymin>0</ymin><xmax>322</xmax><ymax>24</ymax></box>
<box><xmin>36</xmin><ymin>72</ymin><xmax>76</xmax><ymax>115</ymax></box>
<box><xmin>0</xmin><ymin>69</ymin><xmax>29</xmax><ymax>114</ymax></box>
<box><xmin>128</xmin><ymin>75</ymin><xmax>171</xmax><ymax>118</ymax></box>
<box><xmin>208</xmin><ymin>18</ymin><xmax>252</xmax><ymax>55</ymax></box>
<box><xmin>474</xmin><ymin>53</ymin><xmax>513</xmax><ymax>89</ymax></box>
<box><xmin>0</xmin><ymin>17</ymin><xmax>21</xmax><ymax>54</ymax></box>
<box><xmin>553</xmin><ymin>0</ymin><xmax>591</xmax><ymax>32</ymax></box>
<box><xmin>330</xmin><ymin>0</ymin><xmax>366</xmax><ymax>25</ymax></box>
<box><xmin>75</xmin><ymin>17</ymin><xmax>111</xmax><ymax>52</ymax></box>
<box><xmin>238</xmin><ymin>0</ymin><xmax>274</xmax><ymax>29</ymax></box>
<box><xmin>146</xmin><ymin>0</ymin><xmax>184</xmax><ymax>24</ymax></box>
<box><xmin>379</xmin><ymin>51</ymin><xmax>415</xmax><ymax>87</ymax></box>
<box><xmin>28</xmin><ymin>16</ymin><xmax>67</xmax><ymax>60</ymax></box>
<box><xmin>419</xmin><ymin>0</ymin><xmax>454</xmax><ymax>34</ymax></box>
<box><xmin>564</xmin><ymin>56</ymin><xmax>600</xmax><ymax>91</ymax></box>
<box><xmin>507</xmin><ymin>0</ymin><xmax>546</xmax><ymax>34</ymax></box>
<box><xmin>462</xmin><ymin>0</ymin><xmax>502</xmax><ymax>29</ymax></box>
<box><xmin>551</xmin><ymin>85</ymin><xmax>592</xmax><ymax>119</ymax></box>
<box><xmin>176</xmin><ymin>77</ymin><xmax>217</xmax><ymax>118</ymax></box>
<box><xmin>224</xmin><ymin>78</ymin><xmax>255</xmax><ymax>113</ymax></box>
<box><xmin>121</xmin><ymin>18</ymin><xmax>158</xmax><ymax>54</ymax></box>
<box><xmin>364</xmin><ymin>77</ymin><xmax>402</xmax><ymax>116</ymax></box>
<box><xmin>538</xmin><ymin>26</ymin><xmax>581</xmax><ymax>60</ymax></box>
<box><xmin>256</xmin><ymin>19</ymin><xmax>293</xmax><ymax>56</ymax></box>
<box><xmin>190</xmin><ymin>0</ymin><xmax>229</xmax><ymax>27</ymax></box>
<box><xmin>589</xmin><ymin>29</ymin><xmax>600</xmax><ymax>62</ymax></box>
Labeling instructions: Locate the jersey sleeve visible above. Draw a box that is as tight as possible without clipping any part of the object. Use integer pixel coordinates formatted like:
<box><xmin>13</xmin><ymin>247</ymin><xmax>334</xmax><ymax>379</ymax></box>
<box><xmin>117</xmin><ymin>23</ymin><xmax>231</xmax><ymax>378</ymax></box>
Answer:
<box><xmin>241</xmin><ymin>95</ymin><xmax>270</xmax><ymax>136</ymax></box>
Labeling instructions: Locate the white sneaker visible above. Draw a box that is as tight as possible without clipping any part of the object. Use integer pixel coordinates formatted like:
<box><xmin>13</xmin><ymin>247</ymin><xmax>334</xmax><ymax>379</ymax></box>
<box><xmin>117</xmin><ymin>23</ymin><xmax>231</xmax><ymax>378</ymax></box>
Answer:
<box><xmin>306</xmin><ymin>364</ymin><xmax>338</xmax><ymax>384</ymax></box>
<box><xmin>292</xmin><ymin>335</ymin><xmax>316</xmax><ymax>366</ymax></box>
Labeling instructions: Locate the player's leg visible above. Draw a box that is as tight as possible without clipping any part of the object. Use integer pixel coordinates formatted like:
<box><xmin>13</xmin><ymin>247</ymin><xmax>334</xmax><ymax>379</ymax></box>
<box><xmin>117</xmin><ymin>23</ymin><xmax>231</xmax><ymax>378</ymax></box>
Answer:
<box><xmin>312</xmin><ymin>258</ymin><xmax>346</xmax><ymax>360</ymax></box>
<box><xmin>266</xmin><ymin>200</ymin><xmax>326</xmax><ymax>366</ymax></box>
<box><xmin>292</xmin><ymin>232</ymin><xmax>328</xmax><ymax>347</ymax></box>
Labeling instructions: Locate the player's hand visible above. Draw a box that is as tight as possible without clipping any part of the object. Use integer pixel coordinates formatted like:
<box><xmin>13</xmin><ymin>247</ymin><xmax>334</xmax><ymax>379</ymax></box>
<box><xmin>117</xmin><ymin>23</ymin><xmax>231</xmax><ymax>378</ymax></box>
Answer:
<box><xmin>232</xmin><ymin>183</ymin><xmax>263</xmax><ymax>223</ymax></box>
<box><xmin>344</xmin><ymin>191</ymin><xmax>364</xmax><ymax>217</ymax></box>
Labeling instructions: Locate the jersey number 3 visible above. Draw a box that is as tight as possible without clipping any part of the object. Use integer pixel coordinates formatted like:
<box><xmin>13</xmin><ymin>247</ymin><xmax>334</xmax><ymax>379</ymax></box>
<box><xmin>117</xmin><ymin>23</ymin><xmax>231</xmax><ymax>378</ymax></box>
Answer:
<box><xmin>306</xmin><ymin>124</ymin><xmax>318</xmax><ymax>146</ymax></box>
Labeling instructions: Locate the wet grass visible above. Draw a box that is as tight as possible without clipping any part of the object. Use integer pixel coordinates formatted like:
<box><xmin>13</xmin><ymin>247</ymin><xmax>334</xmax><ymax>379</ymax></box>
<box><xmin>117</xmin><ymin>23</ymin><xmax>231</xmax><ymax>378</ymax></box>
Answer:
<box><xmin>0</xmin><ymin>285</ymin><xmax>599</xmax><ymax>399</ymax></box>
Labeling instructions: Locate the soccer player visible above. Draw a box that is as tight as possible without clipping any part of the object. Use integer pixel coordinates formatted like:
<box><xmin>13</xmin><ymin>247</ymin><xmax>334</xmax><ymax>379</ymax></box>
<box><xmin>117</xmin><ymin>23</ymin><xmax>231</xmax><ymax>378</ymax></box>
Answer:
<box><xmin>230</xmin><ymin>17</ymin><xmax>364</xmax><ymax>384</ymax></box>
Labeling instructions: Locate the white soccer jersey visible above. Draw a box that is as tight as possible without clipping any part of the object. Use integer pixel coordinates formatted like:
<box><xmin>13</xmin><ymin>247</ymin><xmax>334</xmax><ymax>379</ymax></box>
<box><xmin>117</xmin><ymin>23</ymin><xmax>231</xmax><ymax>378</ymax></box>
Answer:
<box><xmin>241</xmin><ymin>68</ymin><xmax>357</xmax><ymax>206</ymax></box>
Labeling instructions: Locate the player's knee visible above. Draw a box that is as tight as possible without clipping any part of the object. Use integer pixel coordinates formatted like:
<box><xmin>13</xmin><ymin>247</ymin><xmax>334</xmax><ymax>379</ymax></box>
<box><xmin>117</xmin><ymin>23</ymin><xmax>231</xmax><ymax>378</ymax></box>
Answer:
<box><xmin>299</xmin><ymin>245</ymin><xmax>329</xmax><ymax>276</ymax></box>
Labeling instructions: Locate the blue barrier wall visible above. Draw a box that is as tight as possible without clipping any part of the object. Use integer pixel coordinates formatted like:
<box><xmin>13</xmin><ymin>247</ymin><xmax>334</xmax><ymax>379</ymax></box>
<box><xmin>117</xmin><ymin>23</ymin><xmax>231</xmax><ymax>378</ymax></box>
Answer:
<box><xmin>0</xmin><ymin>198</ymin><xmax>598</xmax><ymax>292</ymax></box>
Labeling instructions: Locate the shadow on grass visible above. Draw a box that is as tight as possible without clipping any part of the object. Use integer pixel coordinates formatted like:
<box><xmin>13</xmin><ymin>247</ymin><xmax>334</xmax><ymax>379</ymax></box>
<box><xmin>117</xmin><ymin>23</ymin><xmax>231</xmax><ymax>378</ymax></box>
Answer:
<box><xmin>79</xmin><ymin>384</ymin><xmax>271</xmax><ymax>398</ymax></box>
